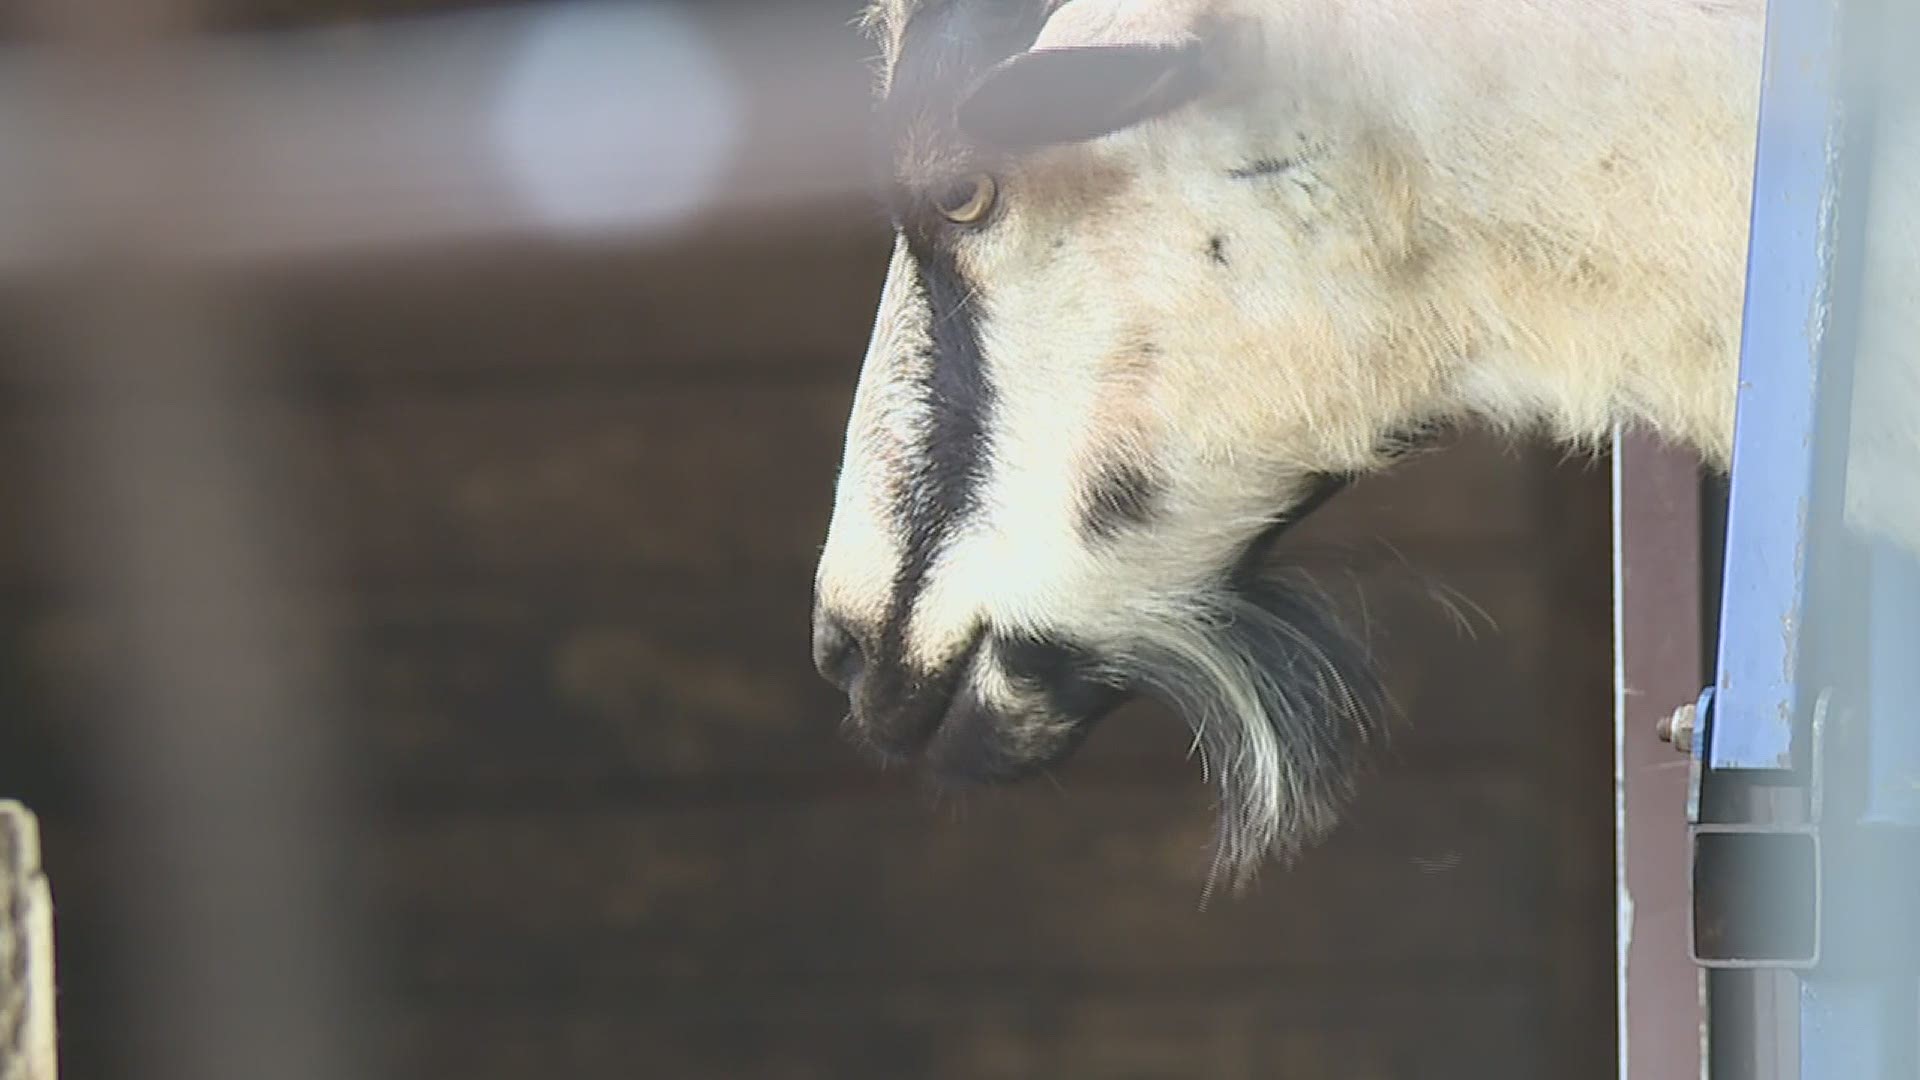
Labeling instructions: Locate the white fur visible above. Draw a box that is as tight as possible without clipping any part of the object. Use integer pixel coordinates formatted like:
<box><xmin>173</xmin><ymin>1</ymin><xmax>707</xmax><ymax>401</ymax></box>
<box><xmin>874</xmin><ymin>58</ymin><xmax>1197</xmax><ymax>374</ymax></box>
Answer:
<box><xmin>827</xmin><ymin>0</ymin><xmax>1761</xmax><ymax>643</ymax></box>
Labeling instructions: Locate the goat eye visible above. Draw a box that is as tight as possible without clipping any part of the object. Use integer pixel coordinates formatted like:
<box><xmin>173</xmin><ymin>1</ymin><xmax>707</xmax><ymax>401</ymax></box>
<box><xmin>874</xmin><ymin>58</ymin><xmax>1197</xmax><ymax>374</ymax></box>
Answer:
<box><xmin>933</xmin><ymin>174</ymin><xmax>998</xmax><ymax>225</ymax></box>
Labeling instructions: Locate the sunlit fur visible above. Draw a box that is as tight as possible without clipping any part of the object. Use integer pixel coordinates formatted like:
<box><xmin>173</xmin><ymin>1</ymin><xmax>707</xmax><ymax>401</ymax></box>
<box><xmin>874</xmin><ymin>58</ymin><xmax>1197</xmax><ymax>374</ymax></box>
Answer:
<box><xmin>818</xmin><ymin>0</ymin><xmax>1772</xmax><ymax>884</ymax></box>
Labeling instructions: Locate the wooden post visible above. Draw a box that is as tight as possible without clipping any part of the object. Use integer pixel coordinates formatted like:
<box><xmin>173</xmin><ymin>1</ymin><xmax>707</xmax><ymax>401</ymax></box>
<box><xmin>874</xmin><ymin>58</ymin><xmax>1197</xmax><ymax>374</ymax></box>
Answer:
<box><xmin>1613</xmin><ymin>431</ymin><xmax>1708</xmax><ymax>1079</ymax></box>
<box><xmin>1</xmin><ymin>802</ymin><xmax>56</xmax><ymax>1080</ymax></box>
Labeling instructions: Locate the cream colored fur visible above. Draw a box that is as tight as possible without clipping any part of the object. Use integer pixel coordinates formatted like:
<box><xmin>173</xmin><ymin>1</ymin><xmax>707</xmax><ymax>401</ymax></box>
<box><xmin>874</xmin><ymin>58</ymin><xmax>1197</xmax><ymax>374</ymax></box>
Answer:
<box><xmin>824</xmin><ymin>0</ymin><xmax>1762</xmax><ymax>672</ymax></box>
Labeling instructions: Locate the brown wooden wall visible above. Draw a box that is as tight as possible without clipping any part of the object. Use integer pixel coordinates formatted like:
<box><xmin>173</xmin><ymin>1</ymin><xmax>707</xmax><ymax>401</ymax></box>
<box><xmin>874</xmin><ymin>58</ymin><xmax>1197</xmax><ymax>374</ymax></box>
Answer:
<box><xmin>0</xmin><ymin>2</ymin><xmax>1618</xmax><ymax>1077</ymax></box>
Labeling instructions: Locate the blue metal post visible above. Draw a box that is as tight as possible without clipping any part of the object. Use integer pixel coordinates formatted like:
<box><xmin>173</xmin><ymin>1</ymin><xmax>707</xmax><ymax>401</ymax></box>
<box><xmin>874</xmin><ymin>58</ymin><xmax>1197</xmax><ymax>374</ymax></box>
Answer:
<box><xmin>1708</xmin><ymin>0</ymin><xmax>1842</xmax><ymax>775</ymax></box>
<box><xmin>1800</xmin><ymin>978</ymin><xmax>1915</xmax><ymax>1078</ymax></box>
<box><xmin>1862</xmin><ymin>543</ymin><xmax>1920</xmax><ymax>832</ymax></box>
<box><xmin>1798</xmin><ymin>542</ymin><xmax>1920</xmax><ymax>1076</ymax></box>
<box><xmin>1706</xmin><ymin>0</ymin><xmax>1920</xmax><ymax>1076</ymax></box>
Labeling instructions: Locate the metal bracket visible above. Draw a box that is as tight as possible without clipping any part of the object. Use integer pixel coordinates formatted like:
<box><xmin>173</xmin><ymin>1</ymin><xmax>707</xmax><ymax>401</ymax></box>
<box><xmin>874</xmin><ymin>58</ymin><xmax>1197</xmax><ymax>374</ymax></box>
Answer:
<box><xmin>1688</xmin><ymin>694</ymin><xmax>1829</xmax><ymax>970</ymax></box>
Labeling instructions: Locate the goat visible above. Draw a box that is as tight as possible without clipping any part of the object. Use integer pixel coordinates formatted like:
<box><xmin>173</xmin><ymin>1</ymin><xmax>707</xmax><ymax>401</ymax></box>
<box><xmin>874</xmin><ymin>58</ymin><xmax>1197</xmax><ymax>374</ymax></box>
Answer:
<box><xmin>811</xmin><ymin>0</ymin><xmax>1777</xmax><ymax>884</ymax></box>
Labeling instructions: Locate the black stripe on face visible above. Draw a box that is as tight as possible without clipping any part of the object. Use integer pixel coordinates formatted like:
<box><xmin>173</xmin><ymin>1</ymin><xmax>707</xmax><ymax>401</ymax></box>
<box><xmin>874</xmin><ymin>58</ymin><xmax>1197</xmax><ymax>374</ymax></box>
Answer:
<box><xmin>886</xmin><ymin>238</ymin><xmax>996</xmax><ymax>625</ymax></box>
<box><xmin>853</xmin><ymin>0</ymin><xmax>1040</xmax><ymax>720</ymax></box>
<box><xmin>854</xmin><ymin>236</ymin><xmax>996</xmax><ymax>747</ymax></box>
<box><xmin>831</xmin><ymin>236</ymin><xmax>997</xmax><ymax>753</ymax></box>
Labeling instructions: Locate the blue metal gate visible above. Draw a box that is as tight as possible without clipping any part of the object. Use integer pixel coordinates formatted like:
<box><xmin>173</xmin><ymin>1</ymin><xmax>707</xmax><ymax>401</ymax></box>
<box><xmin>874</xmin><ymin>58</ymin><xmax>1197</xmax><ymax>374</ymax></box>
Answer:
<box><xmin>1685</xmin><ymin>0</ymin><xmax>1920</xmax><ymax>1075</ymax></box>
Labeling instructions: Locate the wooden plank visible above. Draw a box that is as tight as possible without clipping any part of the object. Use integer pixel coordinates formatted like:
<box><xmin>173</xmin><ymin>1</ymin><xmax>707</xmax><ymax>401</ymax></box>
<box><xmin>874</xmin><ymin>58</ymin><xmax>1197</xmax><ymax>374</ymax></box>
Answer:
<box><xmin>0</xmin><ymin>2</ymin><xmax>880</xmax><ymax>272</ymax></box>
<box><xmin>1613</xmin><ymin>432</ymin><xmax>1706</xmax><ymax>1079</ymax></box>
<box><xmin>1</xmin><ymin>387</ymin><xmax>852</xmax><ymax>582</ymax></box>
<box><xmin>261</xmin><ymin>226</ymin><xmax>893</xmax><ymax>381</ymax></box>
<box><xmin>350</xmin><ymin>784</ymin><xmax>1553</xmax><ymax>980</ymax></box>
<box><xmin>38</xmin><ymin>774</ymin><xmax>1578</xmax><ymax>1075</ymax></box>
<box><xmin>381</xmin><ymin>986</ymin><xmax>1550</xmax><ymax>1080</ymax></box>
<box><xmin>38</xmin><ymin>779</ymin><xmax>1553</xmax><ymax>996</ymax></box>
<box><xmin>2</xmin><ymin>554</ymin><xmax>1558</xmax><ymax>813</ymax></box>
<box><xmin>40</xmin><ymin>977</ymin><xmax>1553</xmax><ymax>1079</ymax></box>
<box><xmin>0</xmin><ymin>222</ymin><xmax>894</xmax><ymax>386</ymax></box>
<box><xmin>1</xmin><ymin>396</ymin><xmax>1560</xmax><ymax>589</ymax></box>
<box><xmin>1534</xmin><ymin>455</ymin><xmax>1621</xmax><ymax>1075</ymax></box>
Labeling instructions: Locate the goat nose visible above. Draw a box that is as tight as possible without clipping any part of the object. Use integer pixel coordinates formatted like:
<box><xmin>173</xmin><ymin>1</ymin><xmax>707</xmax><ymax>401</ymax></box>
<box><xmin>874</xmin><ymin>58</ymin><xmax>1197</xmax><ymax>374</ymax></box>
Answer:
<box><xmin>811</xmin><ymin>610</ymin><xmax>867</xmax><ymax>693</ymax></box>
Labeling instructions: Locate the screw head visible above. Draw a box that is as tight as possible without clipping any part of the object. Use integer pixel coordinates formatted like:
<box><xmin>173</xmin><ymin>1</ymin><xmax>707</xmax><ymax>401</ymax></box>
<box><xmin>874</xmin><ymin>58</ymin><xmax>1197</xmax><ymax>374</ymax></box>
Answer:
<box><xmin>1658</xmin><ymin>703</ymin><xmax>1697</xmax><ymax>753</ymax></box>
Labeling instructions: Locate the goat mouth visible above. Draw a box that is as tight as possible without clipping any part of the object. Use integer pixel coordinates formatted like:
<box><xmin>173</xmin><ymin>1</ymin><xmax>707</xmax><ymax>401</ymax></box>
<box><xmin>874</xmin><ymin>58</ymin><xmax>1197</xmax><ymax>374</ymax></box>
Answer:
<box><xmin>845</xmin><ymin>631</ymin><xmax>1125</xmax><ymax>782</ymax></box>
<box><xmin>920</xmin><ymin>681</ymin><xmax>1123</xmax><ymax>786</ymax></box>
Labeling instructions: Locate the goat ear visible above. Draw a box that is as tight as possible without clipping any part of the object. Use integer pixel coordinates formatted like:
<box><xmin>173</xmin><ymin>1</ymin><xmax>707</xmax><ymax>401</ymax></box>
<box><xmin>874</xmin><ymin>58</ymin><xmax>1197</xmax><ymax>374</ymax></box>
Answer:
<box><xmin>957</xmin><ymin>42</ymin><xmax>1208</xmax><ymax>150</ymax></box>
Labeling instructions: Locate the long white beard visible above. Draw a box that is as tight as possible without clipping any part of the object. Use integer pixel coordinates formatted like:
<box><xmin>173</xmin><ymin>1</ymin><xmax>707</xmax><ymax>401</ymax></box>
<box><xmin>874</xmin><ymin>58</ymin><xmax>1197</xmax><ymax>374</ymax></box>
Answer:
<box><xmin>1100</xmin><ymin>569</ymin><xmax>1384</xmax><ymax>891</ymax></box>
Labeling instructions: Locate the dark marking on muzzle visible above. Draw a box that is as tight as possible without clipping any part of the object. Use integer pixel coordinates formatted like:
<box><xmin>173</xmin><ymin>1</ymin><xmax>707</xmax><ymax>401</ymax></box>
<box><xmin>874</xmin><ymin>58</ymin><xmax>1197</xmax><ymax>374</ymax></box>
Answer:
<box><xmin>857</xmin><ymin>237</ymin><xmax>998</xmax><ymax>728</ymax></box>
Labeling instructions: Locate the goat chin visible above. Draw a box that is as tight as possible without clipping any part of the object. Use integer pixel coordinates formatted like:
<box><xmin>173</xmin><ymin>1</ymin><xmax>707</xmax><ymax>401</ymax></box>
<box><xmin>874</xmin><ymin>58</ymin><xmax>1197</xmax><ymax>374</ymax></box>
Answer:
<box><xmin>1098</xmin><ymin>569</ymin><xmax>1385</xmax><ymax>891</ymax></box>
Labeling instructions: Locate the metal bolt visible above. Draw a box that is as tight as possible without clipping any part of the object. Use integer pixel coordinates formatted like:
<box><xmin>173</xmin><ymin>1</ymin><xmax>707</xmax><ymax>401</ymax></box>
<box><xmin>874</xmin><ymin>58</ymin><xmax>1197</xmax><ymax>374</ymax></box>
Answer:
<box><xmin>1658</xmin><ymin>703</ymin><xmax>1697</xmax><ymax>754</ymax></box>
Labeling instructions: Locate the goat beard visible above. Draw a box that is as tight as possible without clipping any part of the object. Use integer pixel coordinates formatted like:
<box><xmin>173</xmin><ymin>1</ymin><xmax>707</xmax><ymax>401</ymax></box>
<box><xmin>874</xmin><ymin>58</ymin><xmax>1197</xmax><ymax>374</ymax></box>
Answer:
<box><xmin>1098</xmin><ymin>569</ymin><xmax>1386</xmax><ymax>893</ymax></box>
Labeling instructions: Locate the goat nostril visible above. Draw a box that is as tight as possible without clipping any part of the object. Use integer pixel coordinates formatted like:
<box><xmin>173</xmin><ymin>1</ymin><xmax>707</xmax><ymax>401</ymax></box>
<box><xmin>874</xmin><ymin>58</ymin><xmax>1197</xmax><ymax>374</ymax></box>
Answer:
<box><xmin>811</xmin><ymin>613</ymin><xmax>866</xmax><ymax>693</ymax></box>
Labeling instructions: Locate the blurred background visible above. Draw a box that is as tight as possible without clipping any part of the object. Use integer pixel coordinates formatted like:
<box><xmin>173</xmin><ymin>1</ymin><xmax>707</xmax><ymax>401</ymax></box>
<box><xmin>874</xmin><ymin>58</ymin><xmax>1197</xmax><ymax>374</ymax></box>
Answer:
<box><xmin>0</xmin><ymin>1</ymin><xmax>1616</xmax><ymax>1077</ymax></box>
